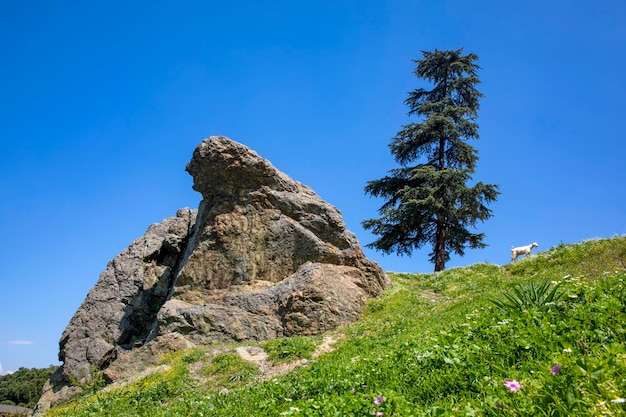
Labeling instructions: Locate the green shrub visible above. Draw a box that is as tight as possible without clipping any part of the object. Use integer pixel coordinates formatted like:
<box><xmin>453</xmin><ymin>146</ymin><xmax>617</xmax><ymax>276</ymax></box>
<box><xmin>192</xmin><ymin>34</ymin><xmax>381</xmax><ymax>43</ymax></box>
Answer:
<box><xmin>67</xmin><ymin>366</ymin><xmax>106</xmax><ymax>395</ymax></box>
<box><xmin>490</xmin><ymin>280</ymin><xmax>566</xmax><ymax>314</ymax></box>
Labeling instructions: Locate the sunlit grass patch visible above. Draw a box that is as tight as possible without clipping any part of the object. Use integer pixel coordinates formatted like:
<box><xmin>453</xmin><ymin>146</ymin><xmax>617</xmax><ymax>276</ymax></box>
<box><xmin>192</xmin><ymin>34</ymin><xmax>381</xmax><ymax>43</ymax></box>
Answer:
<box><xmin>200</xmin><ymin>353</ymin><xmax>259</xmax><ymax>389</ymax></box>
<box><xmin>505</xmin><ymin>235</ymin><xmax>626</xmax><ymax>280</ymax></box>
<box><xmin>158</xmin><ymin>345</ymin><xmax>208</xmax><ymax>366</ymax></box>
<box><xmin>261</xmin><ymin>336</ymin><xmax>319</xmax><ymax>364</ymax></box>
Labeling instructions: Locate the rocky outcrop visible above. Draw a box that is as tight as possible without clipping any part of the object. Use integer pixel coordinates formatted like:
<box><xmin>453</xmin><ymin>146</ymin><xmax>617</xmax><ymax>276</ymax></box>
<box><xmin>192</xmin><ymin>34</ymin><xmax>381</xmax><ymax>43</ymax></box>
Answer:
<box><xmin>33</xmin><ymin>136</ymin><xmax>390</xmax><ymax>415</ymax></box>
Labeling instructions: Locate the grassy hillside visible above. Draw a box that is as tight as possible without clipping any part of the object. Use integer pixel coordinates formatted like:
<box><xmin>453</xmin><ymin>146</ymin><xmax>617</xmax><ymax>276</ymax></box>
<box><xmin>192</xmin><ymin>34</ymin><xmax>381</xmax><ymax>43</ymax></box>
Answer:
<box><xmin>46</xmin><ymin>236</ymin><xmax>626</xmax><ymax>416</ymax></box>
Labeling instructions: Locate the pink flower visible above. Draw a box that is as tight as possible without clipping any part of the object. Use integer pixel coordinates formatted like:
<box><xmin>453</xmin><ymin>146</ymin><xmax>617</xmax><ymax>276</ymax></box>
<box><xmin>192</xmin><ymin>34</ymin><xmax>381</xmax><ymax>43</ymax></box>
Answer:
<box><xmin>503</xmin><ymin>379</ymin><xmax>522</xmax><ymax>392</ymax></box>
<box><xmin>551</xmin><ymin>364</ymin><xmax>562</xmax><ymax>376</ymax></box>
<box><xmin>375</xmin><ymin>412</ymin><xmax>384</xmax><ymax>416</ymax></box>
<box><xmin>374</xmin><ymin>394</ymin><xmax>383</xmax><ymax>405</ymax></box>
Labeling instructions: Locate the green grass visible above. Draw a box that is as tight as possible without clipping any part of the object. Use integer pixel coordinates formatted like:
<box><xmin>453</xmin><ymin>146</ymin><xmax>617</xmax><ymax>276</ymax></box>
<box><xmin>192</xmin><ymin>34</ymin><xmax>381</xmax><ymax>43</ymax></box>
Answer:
<box><xmin>45</xmin><ymin>236</ymin><xmax>626</xmax><ymax>416</ymax></box>
<box><xmin>200</xmin><ymin>353</ymin><xmax>260</xmax><ymax>389</ymax></box>
<box><xmin>261</xmin><ymin>336</ymin><xmax>319</xmax><ymax>363</ymax></box>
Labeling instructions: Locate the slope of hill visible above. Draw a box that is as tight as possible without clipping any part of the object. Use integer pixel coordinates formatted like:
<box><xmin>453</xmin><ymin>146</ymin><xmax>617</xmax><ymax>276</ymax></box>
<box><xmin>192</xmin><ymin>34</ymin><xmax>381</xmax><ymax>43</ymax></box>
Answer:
<box><xmin>45</xmin><ymin>236</ymin><xmax>626</xmax><ymax>416</ymax></box>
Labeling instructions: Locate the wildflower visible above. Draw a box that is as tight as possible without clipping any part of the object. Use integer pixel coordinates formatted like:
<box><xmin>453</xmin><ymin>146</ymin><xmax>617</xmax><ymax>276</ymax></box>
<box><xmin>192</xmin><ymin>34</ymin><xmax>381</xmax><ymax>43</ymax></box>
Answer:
<box><xmin>551</xmin><ymin>364</ymin><xmax>562</xmax><ymax>376</ymax></box>
<box><xmin>280</xmin><ymin>407</ymin><xmax>300</xmax><ymax>415</ymax></box>
<box><xmin>351</xmin><ymin>387</ymin><xmax>356</xmax><ymax>393</ymax></box>
<box><xmin>375</xmin><ymin>412</ymin><xmax>384</xmax><ymax>416</ymax></box>
<box><xmin>611</xmin><ymin>397</ymin><xmax>626</xmax><ymax>403</ymax></box>
<box><xmin>563</xmin><ymin>348</ymin><xmax>572</xmax><ymax>353</ymax></box>
<box><xmin>374</xmin><ymin>394</ymin><xmax>384</xmax><ymax>405</ymax></box>
<box><xmin>503</xmin><ymin>379</ymin><xmax>522</xmax><ymax>392</ymax></box>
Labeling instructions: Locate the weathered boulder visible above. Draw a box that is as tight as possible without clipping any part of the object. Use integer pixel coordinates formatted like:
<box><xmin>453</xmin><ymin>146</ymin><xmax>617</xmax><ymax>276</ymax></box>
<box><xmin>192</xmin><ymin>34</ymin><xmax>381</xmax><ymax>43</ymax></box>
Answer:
<box><xmin>58</xmin><ymin>208</ymin><xmax>196</xmax><ymax>379</ymax></box>
<box><xmin>32</xmin><ymin>208</ymin><xmax>197</xmax><ymax>415</ymax></box>
<box><xmin>159</xmin><ymin>263</ymin><xmax>374</xmax><ymax>344</ymax></box>
<box><xmin>33</xmin><ymin>136</ymin><xmax>390</xmax><ymax>415</ymax></box>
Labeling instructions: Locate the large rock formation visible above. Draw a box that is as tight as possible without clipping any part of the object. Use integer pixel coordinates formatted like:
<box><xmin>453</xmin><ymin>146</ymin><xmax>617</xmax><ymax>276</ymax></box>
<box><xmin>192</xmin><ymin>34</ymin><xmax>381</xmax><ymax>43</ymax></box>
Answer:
<box><xmin>34</xmin><ymin>136</ymin><xmax>390</xmax><ymax>415</ymax></box>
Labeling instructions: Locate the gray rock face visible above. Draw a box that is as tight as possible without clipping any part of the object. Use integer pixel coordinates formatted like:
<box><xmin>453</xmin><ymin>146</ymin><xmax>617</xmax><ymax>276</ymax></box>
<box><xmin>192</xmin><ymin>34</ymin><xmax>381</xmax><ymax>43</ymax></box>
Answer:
<box><xmin>58</xmin><ymin>208</ymin><xmax>196</xmax><ymax>379</ymax></box>
<box><xmin>33</xmin><ymin>136</ymin><xmax>390</xmax><ymax>415</ymax></box>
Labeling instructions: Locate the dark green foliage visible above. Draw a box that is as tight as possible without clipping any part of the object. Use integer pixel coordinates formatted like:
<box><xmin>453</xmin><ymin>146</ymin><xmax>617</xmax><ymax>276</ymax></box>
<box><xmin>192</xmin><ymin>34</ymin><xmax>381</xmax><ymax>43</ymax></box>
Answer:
<box><xmin>0</xmin><ymin>366</ymin><xmax>58</xmax><ymax>408</ymax></box>
<box><xmin>363</xmin><ymin>48</ymin><xmax>499</xmax><ymax>271</ymax></box>
<box><xmin>491</xmin><ymin>281</ymin><xmax>566</xmax><ymax>314</ymax></box>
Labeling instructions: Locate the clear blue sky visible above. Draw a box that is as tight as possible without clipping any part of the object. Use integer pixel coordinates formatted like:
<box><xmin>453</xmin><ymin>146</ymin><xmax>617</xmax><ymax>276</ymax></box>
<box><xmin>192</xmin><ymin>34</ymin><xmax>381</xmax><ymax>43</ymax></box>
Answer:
<box><xmin>1</xmin><ymin>1</ymin><xmax>625</xmax><ymax>374</ymax></box>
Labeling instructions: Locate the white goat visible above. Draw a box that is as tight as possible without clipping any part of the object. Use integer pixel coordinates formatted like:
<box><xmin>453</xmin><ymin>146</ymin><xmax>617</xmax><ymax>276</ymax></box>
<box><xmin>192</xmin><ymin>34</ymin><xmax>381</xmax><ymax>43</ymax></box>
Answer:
<box><xmin>511</xmin><ymin>242</ymin><xmax>538</xmax><ymax>262</ymax></box>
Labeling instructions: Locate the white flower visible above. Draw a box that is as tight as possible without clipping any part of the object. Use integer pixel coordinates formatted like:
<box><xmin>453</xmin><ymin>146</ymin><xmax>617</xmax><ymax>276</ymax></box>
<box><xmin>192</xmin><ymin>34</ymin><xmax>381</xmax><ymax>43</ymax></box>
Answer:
<box><xmin>563</xmin><ymin>348</ymin><xmax>572</xmax><ymax>353</ymax></box>
<box><xmin>280</xmin><ymin>407</ymin><xmax>301</xmax><ymax>415</ymax></box>
<box><xmin>611</xmin><ymin>397</ymin><xmax>626</xmax><ymax>403</ymax></box>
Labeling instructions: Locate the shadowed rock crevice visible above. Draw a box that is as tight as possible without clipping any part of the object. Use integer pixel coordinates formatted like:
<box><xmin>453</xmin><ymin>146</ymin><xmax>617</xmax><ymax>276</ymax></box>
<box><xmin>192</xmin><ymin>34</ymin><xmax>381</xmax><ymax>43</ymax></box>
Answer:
<box><xmin>119</xmin><ymin>238</ymin><xmax>185</xmax><ymax>347</ymax></box>
<box><xmin>33</xmin><ymin>136</ymin><xmax>390</xmax><ymax>416</ymax></box>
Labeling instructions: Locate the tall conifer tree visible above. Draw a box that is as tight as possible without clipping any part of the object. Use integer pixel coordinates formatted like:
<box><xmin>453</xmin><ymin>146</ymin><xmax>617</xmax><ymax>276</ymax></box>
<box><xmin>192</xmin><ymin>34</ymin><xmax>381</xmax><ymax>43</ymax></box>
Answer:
<box><xmin>363</xmin><ymin>48</ymin><xmax>499</xmax><ymax>272</ymax></box>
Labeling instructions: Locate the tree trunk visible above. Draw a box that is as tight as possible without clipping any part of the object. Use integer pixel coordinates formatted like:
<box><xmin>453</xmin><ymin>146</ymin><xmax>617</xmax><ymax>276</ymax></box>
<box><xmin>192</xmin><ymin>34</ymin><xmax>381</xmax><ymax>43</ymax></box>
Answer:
<box><xmin>434</xmin><ymin>222</ymin><xmax>446</xmax><ymax>272</ymax></box>
<box><xmin>433</xmin><ymin>74</ymin><xmax>448</xmax><ymax>273</ymax></box>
